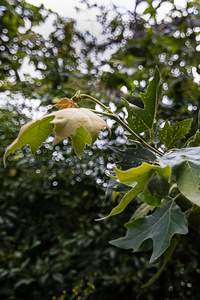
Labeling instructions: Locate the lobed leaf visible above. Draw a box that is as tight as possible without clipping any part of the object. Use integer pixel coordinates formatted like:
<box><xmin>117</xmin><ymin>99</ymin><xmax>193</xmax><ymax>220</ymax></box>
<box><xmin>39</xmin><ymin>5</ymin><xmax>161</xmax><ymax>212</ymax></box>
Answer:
<box><xmin>4</xmin><ymin>108</ymin><xmax>110</xmax><ymax>165</ymax></box>
<box><xmin>123</xmin><ymin>66</ymin><xmax>161</xmax><ymax>134</ymax></box>
<box><xmin>158</xmin><ymin>119</ymin><xmax>193</xmax><ymax>150</ymax></box>
<box><xmin>110</xmin><ymin>201</ymin><xmax>188</xmax><ymax>263</ymax></box>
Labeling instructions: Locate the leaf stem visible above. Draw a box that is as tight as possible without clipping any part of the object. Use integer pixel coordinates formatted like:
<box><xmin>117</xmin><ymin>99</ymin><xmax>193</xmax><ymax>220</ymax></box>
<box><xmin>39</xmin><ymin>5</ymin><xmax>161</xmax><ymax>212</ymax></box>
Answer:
<box><xmin>82</xmin><ymin>94</ymin><xmax>163</xmax><ymax>156</ymax></box>
<box><xmin>80</xmin><ymin>94</ymin><xmax>113</xmax><ymax>114</ymax></box>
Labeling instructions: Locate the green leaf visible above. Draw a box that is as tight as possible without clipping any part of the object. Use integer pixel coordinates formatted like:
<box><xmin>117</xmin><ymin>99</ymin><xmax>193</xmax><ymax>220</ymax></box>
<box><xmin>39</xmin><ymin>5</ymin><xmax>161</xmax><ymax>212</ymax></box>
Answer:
<box><xmin>123</xmin><ymin>66</ymin><xmax>161</xmax><ymax>134</ymax></box>
<box><xmin>175</xmin><ymin>194</ymin><xmax>193</xmax><ymax>212</ymax></box>
<box><xmin>106</xmin><ymin>143</ymin><xmax>157</xmax><ymax>203</ymax></box>
<box><xmin>160</xmin><ymin>147</ymin><xmax>200</xmax><ymax>206</ymax></box>
<box><xmin>4</xmin><ymin>108</ymin><xmax>110</xmax><ymax>165</ymax></box>
<box><xmin>71</xmin><ymin>126</ymin><xmax>91</xmax><ymax>159</ymax></box>
<box><xmin>158</xmin><ymin>119</ymin><xmax>193</xmax><ymax>150</ymax></box>
<box><xmin>131</xmin><ymin>203</ymin><xmax>155</xmax><ymax>220</ymax></box>
<box><xmin>109</xmin><ymin>143</ymin><xmax>156</xmax><ymax>170</ymax></box>
<box><xmin>147</xmin><ymin>175</ymin><xmax>170</xmax><ymax>197</ymax></box>
<box><xmin>3</xmin><ymin>115</ymin><xmax>55</xmax><ymax>166</ymax></box>
<box><xmin>110</xmin><ymin>201</ymin><xmax>188</xmax><ymax>263</ymax></box>
<box><xmin>138</xmin><ymin>187</ymin><xmax>162</xmax><ymax>207</ymax></box>
<box><xmin>142</xmin><ymin>237</ymin><xmax>179</xmax><ymax>288</ymax></box>
<box><xmin>98</xmin><ymin>162</ymin><xmax>170</xmax><ymax>219</ymax></box>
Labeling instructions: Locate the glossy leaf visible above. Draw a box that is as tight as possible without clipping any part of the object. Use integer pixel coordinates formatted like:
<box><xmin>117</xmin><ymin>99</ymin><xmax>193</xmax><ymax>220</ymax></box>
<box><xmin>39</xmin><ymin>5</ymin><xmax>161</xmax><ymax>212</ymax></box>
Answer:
<box><xmin>110</xmin><ymin>201</ymin><xmax>188</xmax><ymax>263</ymax></box>
<box><xmin>4</xmin><ymin>108</ymin><xmax>110</xmax><ymax>165</ymax></box>
<box><xmin>158</xmin><ymin>119</ymin><xmax>193</xmax><ymax>150</ymax></box>
<box><xmin>160</xmin><ymin>147</ymin><xmax>200</xmax><ymax>206</ymax></box>
<box><xmin>123</xmin><ymin>66</ymin><xmax>161</xmax><ymax>134</ymax></box>
<box><xmin>98</xmin><ymin>162</ymin><xmax>170</xmax><ymax>219</ymax></box>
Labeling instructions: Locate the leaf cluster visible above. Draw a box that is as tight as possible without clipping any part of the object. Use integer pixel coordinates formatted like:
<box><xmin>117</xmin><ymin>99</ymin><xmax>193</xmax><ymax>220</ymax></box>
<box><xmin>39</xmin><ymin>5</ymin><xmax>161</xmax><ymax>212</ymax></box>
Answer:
<box><xmin>4</xmin><ymin>66</ymin><xmax>200</xmax><ymax>288</ymax></box>
<box><xmin>3</xmin><ymin>0</ymin><xmax>200</xmax><ymax>293</ymax></box>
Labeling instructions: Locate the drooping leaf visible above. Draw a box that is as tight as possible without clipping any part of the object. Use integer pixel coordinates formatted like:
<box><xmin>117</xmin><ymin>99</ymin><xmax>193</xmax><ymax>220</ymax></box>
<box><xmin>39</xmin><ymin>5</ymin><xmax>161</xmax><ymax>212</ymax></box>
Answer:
<box><xmin>98</xmin><ymin>162</ymin><xmax>170</xmax><ymax>219</ymax></box>
<box><xmin>110</xmin><ymin>201</ymin><xmax>188</xmax><ymax>263</ymax></box>
<box><xmin>3</xmin><ymin>115</ymin><xmax>55</xmax><ymax>166</ymax></box>
<box><xmin>142</xmin><ymin>237</ymin><xmax>179</xmax><ymax>288</ymax></box>
<box><xmin>4</xmin><ymin>108</ymin><xmax>110</xmax><ymax>165</ymax></box>
<box><xmin>70</xmin><ymin>126</ymin><xmax>92</xmax><ymax>158</ymax></box>
<box><xmin>114</xmin><ymin>161</ymin><xmax>170</xmax><ymax>184</ymax></box>
<box><xmin>109</xmin><ymin>143</ymin><xmax>157</xmax><ymax>170</ymax></box>
<box><xmin>106</xmin><ymin>144</ymin><xmax>157</xmax><ymax>199</ymax></box>
<box><xmin>53</xmin><ymin>98</ymin><xmax>78</xmax><ymax>110</ymax></box>
<box><xmin>158</xmin><ymin>119</ymin><xmax>193</xmax><ymax>150</ymax></box>
<box><xmin>160</xmin><ymin>147</ymin><xmax>200</xmax><ymax>206</ymax></box>
<box><xmin>123</xmin><ymin>66</ymin><xmax>161</xmax><ymax>134</ymax></box>
<box><xmin>138</xmin><ymin>187</ymin><xmax>162</xmax><ymax>207</ymax></box>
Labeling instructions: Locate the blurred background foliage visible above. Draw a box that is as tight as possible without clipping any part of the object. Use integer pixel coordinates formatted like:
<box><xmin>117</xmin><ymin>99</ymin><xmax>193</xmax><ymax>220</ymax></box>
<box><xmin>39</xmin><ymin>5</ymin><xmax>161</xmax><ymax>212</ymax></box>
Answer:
<box><xmin>1</xmin><ymin>0</ymin><xmax>200</xmax><ymax>299</ymax></box>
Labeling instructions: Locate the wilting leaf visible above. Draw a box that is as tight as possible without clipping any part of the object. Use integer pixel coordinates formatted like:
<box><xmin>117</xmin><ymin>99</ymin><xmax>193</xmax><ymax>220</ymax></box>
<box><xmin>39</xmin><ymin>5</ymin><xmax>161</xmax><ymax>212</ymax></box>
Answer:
<box><xmin>98</xmin><ymin>162</ymin><xmax>170</xmax><ymax>219</ymax></box>
<box><xmin>109</xmin><ymin>143</ymin><xmax>156</xmax><ymax>170</ymax></box>
<box><xmin>160</xmin><ymin>147</ymin><xmax>200</xmax><ymax>206</ymax></box>
<box><xmin>110</xmin><ymin>201</ymin><xmax>188</xmax><ymax>263</ymax></box>
<box><xmin>158</xmin><ymin>119</ymin><xmax>193</xmax><ymax>150</ymax></box>
<box><xmin>53</xmin><ymin>98</ymin><xmax>78</xmax><ymax>110</ymax></box>
<box><xmin>4</xmin><ymin>108</ymin><xmax>110</xmax><ymax>165</ymax></box>
<box><xmin>123</xmin><ymin>66</ymin><xmax>161</xmax><ymax>134</ymax></box>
